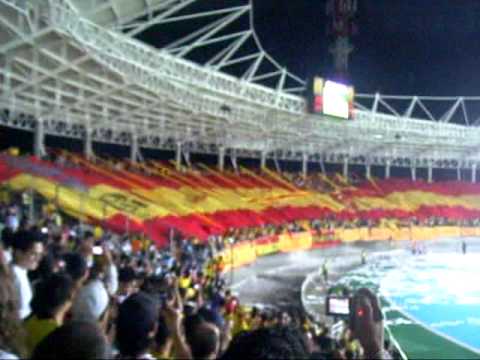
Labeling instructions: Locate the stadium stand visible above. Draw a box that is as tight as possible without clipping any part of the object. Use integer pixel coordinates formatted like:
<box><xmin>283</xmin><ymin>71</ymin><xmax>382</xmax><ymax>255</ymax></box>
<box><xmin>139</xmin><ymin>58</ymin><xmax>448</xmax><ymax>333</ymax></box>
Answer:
<box><xmin>2</xmin><ymin>148</ymin><xmax>480</xmax><ymax>359</ymax></box>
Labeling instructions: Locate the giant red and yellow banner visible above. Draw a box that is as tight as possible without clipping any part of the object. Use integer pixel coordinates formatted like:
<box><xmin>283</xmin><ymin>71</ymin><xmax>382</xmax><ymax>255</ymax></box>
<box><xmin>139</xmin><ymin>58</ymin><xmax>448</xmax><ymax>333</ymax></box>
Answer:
<box><xmin>2</xmin><ymin>153</ymin><xmax>480</xmax><ymax>247</ymax></box>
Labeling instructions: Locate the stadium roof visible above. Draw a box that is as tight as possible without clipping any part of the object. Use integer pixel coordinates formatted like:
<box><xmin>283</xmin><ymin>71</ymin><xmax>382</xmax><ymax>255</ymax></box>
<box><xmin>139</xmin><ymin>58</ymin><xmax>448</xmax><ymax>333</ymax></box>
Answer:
<box><xmin>2</xmin><ymin>0</ymin><xmax>480</xmax><ymax>170</ymax></box>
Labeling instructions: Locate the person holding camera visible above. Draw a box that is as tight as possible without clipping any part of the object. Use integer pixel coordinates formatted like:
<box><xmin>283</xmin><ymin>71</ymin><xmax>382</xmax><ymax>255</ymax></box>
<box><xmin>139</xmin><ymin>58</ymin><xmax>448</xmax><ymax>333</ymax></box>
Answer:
<box><xmin>325</xmin><ymin>287</ymin><xmax>391</xmax><ymax>359</ymax></box>
<box><xmin>350</xmin><ymin>288</ymin><xmax>391</xmax><ymax>360</ymax></box>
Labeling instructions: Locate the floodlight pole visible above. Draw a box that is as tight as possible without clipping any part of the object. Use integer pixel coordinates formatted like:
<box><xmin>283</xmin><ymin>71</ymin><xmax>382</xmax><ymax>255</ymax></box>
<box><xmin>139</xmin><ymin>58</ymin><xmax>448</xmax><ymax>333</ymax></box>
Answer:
<box><xmin>472</xmin><ymin>165</ymin><xmax>477</xmax><ymax>183</ymax></box>
<box><xmin>427</xmin><ymin>165</ymin><xmax>433</xmax><ymax>183</ymax></box>
<box><xmin>457</xmin><ymin>166</ymin><xmax>461</xmax><ymax>181</ymax></box>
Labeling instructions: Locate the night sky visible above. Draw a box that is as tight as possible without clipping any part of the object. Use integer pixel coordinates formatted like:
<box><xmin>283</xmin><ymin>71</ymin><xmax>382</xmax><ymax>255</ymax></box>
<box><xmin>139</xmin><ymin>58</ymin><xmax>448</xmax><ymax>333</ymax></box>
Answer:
<box><xmin>135</xmin><ymin>0</ymin><xmax>480</xmax><ymax>105</ymax></box>
<box><xmin>253</xmin><ymin>0</ymin><xmax>480</xmax><ymax>96</ymax></box>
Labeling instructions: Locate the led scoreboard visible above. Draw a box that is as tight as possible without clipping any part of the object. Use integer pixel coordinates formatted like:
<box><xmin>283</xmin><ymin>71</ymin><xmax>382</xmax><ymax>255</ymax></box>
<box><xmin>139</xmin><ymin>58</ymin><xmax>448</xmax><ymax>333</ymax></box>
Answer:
<box><xmin>309</xmin><ymin>77</ymin><xmax>355</xmax><ymax>120</ymax></box>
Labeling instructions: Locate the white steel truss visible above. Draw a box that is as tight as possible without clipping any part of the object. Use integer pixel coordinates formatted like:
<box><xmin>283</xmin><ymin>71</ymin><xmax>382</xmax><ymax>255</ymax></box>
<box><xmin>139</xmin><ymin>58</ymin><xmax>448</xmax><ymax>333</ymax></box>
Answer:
<box><xmin>1</xmin><ymin>0</ymin><xmax>480</xmax><ymax>174</ymax></box>
<box><xmin>355</xmin><ymin>93</ymin><xmax>480</xmax><ymax>126</ymax></box>
<box><xmin>73</xmin><ymin>0</ymin><xmax>307</xmax><ymax>94</ymax></box>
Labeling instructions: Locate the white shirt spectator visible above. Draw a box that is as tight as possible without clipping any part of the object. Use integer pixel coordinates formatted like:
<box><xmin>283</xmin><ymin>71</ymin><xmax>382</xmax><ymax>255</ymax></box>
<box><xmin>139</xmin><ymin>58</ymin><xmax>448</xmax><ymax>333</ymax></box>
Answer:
<box><xmin>71</xmin><ymin>279</ymin><xmax>109</xmax><ymax>321</ymax></box>
<box><xmin>12</xmin><ymin>264</ymin><xmax>32</xmax><ymax>319</ymax></box>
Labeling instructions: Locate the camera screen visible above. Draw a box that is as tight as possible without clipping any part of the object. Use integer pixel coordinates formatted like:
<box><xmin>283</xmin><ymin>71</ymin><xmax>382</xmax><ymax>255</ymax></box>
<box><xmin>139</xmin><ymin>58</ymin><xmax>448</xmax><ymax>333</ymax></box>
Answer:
<box><xmin>327</xmin><ymin>297</ymin><xmax>350</xmax><ymax>316</ymax></box>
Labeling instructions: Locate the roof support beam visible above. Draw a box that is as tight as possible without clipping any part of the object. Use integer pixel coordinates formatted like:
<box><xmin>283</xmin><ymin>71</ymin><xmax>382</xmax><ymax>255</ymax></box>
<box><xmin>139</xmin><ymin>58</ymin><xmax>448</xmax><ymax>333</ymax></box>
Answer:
<box><xmin>128</xmin><ymin>0</ymin><xmax>198</xmax><ymax>37</ymax></box>
<box><xmin>175</xmin><ymin>8</ymin><xmax>249</xmax><ymax>58</ymax></box>
<box><xmin>242</xmin><ymin>53</ymin><xmax>264</xmax><ymax>81</ymax></box>
<box><xmin>137</xmin><ymin>5</ymin><xmax>250</xmax><ymax>26</ymax></box>
<box><xmin>216</xmin><ymin>53</ymin><xmax>259</xmax><ymax>69</ymax></box>
<box><xmin>213</xmin><ymin>31</ymin><xmax>251</xmax><ymax>70</ymax></box>
<box><xmin>404</xmin><ymin>97</ymin><xmax>418</xmax><ymax>118</ymax></box>
<box><xmin>169</xmin><ymin>30</ymin><xmax>250</xmax><ymax>54</ymax></box>
<box><xmin>440</xmin><ymin>98</ymin><xmax>462</xmax><ymax>123</ymax></box>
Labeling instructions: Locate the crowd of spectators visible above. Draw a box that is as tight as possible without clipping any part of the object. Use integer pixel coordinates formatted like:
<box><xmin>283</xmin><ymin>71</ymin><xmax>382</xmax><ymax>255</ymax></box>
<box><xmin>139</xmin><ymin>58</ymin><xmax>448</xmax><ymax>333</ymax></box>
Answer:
<box><xmin>0</xmin><ymin>188</ymin><xmax>397</xmax><ymax>359</ymax></box>
<box><xmin>3</xmin><ymin>150</ymin><xmax>479</xmax><ymax>359</ymax></box>
<box><xmin>4</xmin><ymin>146</ymin><xmax>480</xmax><ymax>360</ymax></box>
<box><xmin>284</xmin><ymin>172</ymin><xmax>336</xmax><ymax>193</ymax></box>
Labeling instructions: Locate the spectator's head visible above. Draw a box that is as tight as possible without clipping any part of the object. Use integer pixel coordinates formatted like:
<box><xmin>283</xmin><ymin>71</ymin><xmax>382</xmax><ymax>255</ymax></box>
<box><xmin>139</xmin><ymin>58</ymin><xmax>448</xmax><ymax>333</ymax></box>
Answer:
<box><xmin>83</xmin><ymin>231</ymin><xmax>95</xmax><ymax>245</ymax></box>
<box><xmin>29</xmin><ymin>252</ymin><xmax>56</xmax><ymax>284</ymax></box>
<box><xmin>31</xmin><ymin>321</ymin><xmax>110</xmax><ymax>359</ymax></box>
<box><xmin>63</xmin><ymin>252</ymin><xmax>89</xmax><ymax>289</ymax></box>
<box><xmin>185</xmin><ymin>314</ymin><xmax>220</xmax><ymax>360</ymax></box>
<box><xmin>118</xmin><ymin>266</ymin><xmax>137</xmax><ymax>298</ymax></box>
<box><xmin>222</xmin><ymin>326</ymin><xmax>309</xmax><ymax>360</ymax></box>
<box><xmin>77</xmin><ymin>231</ymin><xmax>94</xmax><ymax>264</ymax></box>
<box><xmin>279</xmin><ymin>311</ymin><xmax>291</xmax><ymax>326</ymax></box>
<box><xmin>48</xmin><ymin>242</ymin><xmax>65</xmax><ymax>260</ymax></box>
<box><xmin>342</xmin><ymin>328</ymin><xmax>354</xmax><ymax>344</ymax></box>
<box><xmin>260</xmin><ymin>312</ymin><xmax>270</xmax><ymax>327</ymax></box>
<box><xmin>116</xmin><ymin>292</ymin><xmax>158</xmax><ymax>357</ymax></box>
<box><xmin>12</xmin><ymin>230</ymin><xmax>44</xmax><ymax>270</ymax></box>
<box><xmin>31</xmin><ymin>273</ymin><xmax>74</xmax><ymax>321</ymax></box>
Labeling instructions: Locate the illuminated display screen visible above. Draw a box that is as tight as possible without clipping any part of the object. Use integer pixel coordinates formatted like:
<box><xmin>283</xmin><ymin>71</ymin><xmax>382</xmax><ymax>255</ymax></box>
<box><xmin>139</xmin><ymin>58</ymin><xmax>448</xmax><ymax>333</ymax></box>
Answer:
<box><xmin>323</xmin><ymin>80</ymin><xmax>352</xmax><ymax>119</ymax></box>
<box><xmin>310</xmin><ymin>77</ymin><xmax>354</xmax><ymax>120</ymax></box>
<box><xmin>327</xmin><ymin>297</ymin><xmax>350</xmax><ymax>316</ymax></box>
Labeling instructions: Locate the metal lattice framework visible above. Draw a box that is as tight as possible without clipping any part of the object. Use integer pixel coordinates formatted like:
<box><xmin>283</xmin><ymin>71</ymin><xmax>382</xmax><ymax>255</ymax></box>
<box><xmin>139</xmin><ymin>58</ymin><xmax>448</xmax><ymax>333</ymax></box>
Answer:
<box><xmin>2</xmin><ymin>0</ymin><xmax>480</xmax><ymax>179</ymax></box>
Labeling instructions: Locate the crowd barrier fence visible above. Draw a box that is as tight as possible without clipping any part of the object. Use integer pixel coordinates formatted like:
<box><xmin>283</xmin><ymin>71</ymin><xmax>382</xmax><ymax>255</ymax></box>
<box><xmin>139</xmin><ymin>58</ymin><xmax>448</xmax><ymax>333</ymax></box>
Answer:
<box><xmin>221</xmin><ymin>226</ymin><xmax>480</xmax><ymax>270</ymax></box>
